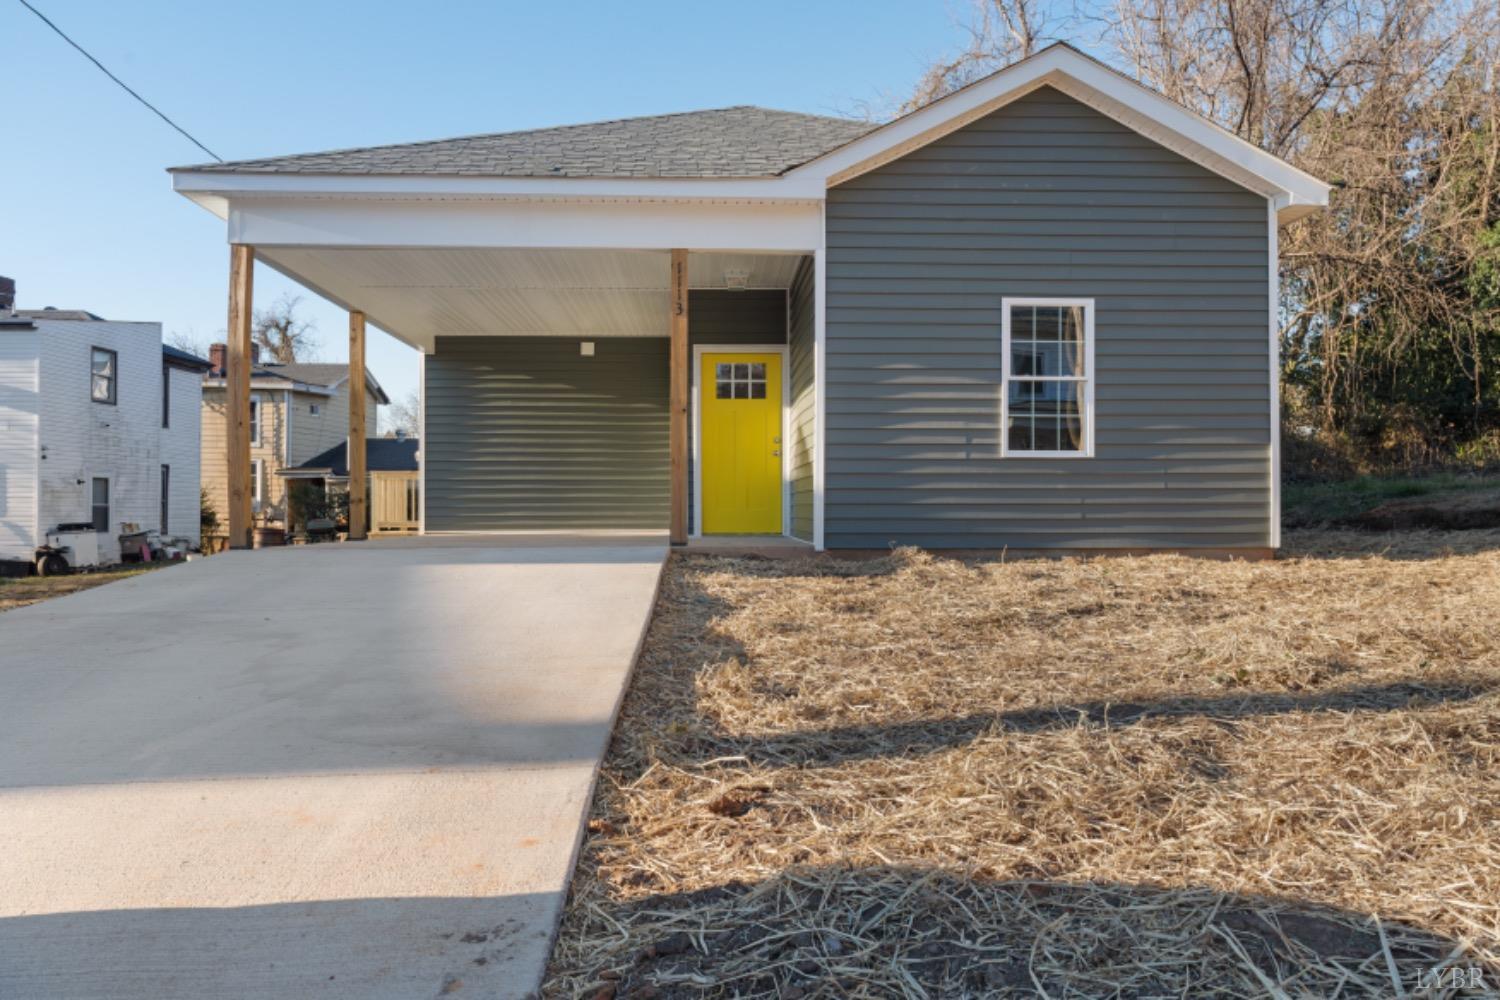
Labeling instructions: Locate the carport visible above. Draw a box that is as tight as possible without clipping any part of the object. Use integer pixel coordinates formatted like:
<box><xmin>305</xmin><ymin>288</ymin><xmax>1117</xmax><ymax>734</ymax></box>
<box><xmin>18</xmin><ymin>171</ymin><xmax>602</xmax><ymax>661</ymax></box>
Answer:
<box><xmin>171</xmin><ymin>118</ymin><xmax>844</xmax><ymax>550</ymax></box>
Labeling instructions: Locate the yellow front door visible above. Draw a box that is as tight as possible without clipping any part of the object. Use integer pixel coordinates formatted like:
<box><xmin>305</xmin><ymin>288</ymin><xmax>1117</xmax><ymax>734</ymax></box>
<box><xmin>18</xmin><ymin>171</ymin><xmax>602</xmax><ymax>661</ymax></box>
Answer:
<box><xmin>701</xmin><ymin>352</ymin><xmax>782</xmax><ymax>534</ymax></box>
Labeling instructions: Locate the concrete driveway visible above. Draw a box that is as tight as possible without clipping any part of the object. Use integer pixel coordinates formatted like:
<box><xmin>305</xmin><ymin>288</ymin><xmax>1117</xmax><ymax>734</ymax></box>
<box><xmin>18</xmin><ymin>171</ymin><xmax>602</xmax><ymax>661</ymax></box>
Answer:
<box><xmin>0</xmin><ymin>534</ymin><xmax>667</xmax><ymax>999</ymax></box>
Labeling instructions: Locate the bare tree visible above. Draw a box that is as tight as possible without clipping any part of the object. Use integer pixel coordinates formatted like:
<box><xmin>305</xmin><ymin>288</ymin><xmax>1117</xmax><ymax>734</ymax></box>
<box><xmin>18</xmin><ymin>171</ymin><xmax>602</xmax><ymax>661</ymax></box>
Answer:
<box><xmin>905</xmin><ymin>1</ymin><xmax>1077</xmax><ymax>111</ymax></box>
<box><xmin>165</xmin><ymin>328</ymin><xmax>207</xmax><ymax>358</ymax></box>
<box><xmin>252</xmin><ymin>293</ymin><xmax>317</xmax><ymax>364</ymax></box>
<box><xmin>912</xmin><ymin>0</ymin><xmax>1500</xmax><ymax>467</ymax></box>
<box><xmin>382</xmin><ymin>390</ymin><xmax>420</xmax><ymax>439</ymax></box>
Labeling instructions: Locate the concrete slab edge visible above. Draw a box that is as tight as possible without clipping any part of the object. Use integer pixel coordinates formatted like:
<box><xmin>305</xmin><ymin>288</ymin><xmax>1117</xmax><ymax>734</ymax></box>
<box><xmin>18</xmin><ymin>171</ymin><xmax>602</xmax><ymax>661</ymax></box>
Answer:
<box><xmin>518</xmin><ymin>548</ymin><xmax>670</xmax><ymax>998</ymax></box>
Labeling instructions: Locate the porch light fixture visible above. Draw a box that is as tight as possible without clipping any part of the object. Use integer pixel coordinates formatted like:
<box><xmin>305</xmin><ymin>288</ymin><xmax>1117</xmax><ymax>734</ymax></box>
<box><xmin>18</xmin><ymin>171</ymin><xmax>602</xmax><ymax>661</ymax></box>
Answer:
<box><xmin>723</xmin><ymin>268</ymin><xmax>750</xmax><ymax>290</ymax></box>
<box><xmin>580</xmin><ymin>341</ymin><xmax>595</xmax><ymax>357</ymax></box>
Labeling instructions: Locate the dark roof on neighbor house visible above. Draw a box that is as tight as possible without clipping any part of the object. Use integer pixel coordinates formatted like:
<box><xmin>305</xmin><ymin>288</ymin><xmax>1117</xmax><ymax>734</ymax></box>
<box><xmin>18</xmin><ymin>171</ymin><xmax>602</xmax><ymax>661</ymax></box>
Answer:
<box><xmin>11</xmin><ymin>307</ymin><xmax>106</xmax><ymax>321</ymax></box>
<box><xmin>163</xmin><ymin>344</ymin><xmax>213</xmax><ymax>371</ymax></box>
<box><xmin>171</xmin><ymin>106</ymin><xmax>877</xmax><ymax>178</ymax></box>
<box><xmin>293</xmin><ymin>438</ymin><xmax>419</xmax><ymax>477</ymax></box>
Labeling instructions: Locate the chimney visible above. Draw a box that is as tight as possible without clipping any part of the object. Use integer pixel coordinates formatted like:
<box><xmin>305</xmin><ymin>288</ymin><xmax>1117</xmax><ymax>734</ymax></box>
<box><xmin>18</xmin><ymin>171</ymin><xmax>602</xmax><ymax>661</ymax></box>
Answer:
<box><xmin>209</xmin><ymin>343</ymin><xmax>227</xmax><ymax>375</ymax></box>
<box><xmin>250</xmin><ymin>342</ymin><xmax>262</xmax><ymax>365</ymax></box>
<box><xmin>0</xmin><ymin>276</ymin><xmax>14</xmax><ymax>313</ymax></box>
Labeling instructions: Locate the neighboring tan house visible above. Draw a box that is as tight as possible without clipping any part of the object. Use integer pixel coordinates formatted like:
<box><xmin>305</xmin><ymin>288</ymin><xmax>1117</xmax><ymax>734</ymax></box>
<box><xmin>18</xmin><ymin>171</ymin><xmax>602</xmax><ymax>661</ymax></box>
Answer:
<box><xmin>173</xmin><ymin>44</ymin><xmax>1331</xmax><ymax>554</ymax></box>
<box><xmin>0</xmin><ymin>282</ymin><xmax>211</xmax><ymax>570</ymax></box>
<box><xmin>199</xmin><ymin>345</ymin><xmax>388</xmax><ymax>533</ymax></box>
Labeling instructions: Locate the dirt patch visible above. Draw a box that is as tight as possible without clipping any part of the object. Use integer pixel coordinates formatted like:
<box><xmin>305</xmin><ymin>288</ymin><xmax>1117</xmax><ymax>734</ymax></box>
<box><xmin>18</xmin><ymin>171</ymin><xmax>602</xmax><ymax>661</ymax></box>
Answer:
<box><xmin>545</xmin><ymin>531</ymin><xmax>1499</xmax><ymax>997</ymax></box>
<box><xmin>1344</xmin><ymin>488</ymin><xmax>1500</xmax><ymax>531</ymax></box>
<box><xmin>0</xmin><ymin>564</ymin><xmax>162</xmax><ymax>613</ymax></box>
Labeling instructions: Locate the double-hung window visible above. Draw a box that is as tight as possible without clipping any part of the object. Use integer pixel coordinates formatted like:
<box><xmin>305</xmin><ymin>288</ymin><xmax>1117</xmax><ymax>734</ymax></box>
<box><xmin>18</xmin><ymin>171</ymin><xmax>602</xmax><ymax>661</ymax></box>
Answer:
<box><xmin>249</xmin><ymin>394</ymin><xmax>262</xmax><ymax>446</ymax></box>
<box><xmin>1001</xmin><ymin>298</ymin><xmax>1094</xmax><ymax>457</ymax></box>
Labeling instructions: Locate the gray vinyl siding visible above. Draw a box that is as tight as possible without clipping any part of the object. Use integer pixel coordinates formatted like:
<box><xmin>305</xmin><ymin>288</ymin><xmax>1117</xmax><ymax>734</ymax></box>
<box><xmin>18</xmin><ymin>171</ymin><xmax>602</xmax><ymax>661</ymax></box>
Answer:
<box><xmin>425</xmin><ymin>292</ymin><xmax>786</xmax><ymax>533</ymax></box>
<box><xmin>824</xmin><ymin>85</ymin><xmax>1271</xmax><ymax>549</ymax></box>
<box><xmin>424</xmin><ymin>337</ymin><xmax>668</xmax><ymax>531</ymax></box>
<box><xmin>688</xmin><ymin>290</ymin><xmax>786</xmax><ymax>532</ymax></box>
<box><xmin>787</xmin><ymin>258</ymin><xmax>816</xmax><ymax>541</ymax></box>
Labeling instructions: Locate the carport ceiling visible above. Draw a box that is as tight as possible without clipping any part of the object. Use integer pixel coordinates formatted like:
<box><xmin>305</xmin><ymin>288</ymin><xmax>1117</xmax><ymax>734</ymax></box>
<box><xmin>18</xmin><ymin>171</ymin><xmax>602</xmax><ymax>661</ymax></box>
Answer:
<box><xmin>256</xmin><ymin>247</ymin><xmax>805</xmax><ymax>351</ymax></box>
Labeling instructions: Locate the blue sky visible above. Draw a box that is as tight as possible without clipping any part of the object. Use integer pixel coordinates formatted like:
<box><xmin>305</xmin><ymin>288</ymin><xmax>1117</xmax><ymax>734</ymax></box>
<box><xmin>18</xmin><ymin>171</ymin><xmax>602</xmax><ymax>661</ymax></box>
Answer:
<box><xmin>6</xmin><ymin>0</ymin><xmax>967</xmax><ymax>426</ymax></box>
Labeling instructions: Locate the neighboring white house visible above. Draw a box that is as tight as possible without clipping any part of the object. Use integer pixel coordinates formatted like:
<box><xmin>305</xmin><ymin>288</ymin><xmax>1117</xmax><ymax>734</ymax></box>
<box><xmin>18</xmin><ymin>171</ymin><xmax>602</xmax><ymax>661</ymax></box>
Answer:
<box><xmin>0</xmin><ymin>294</ymin><xmax>211</xmax><ymax>570</ymax></box>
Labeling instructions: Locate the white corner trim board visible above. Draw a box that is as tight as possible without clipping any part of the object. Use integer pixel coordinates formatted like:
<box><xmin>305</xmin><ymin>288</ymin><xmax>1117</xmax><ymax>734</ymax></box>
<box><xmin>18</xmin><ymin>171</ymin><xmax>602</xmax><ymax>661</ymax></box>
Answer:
<box><xmin>1268</xmin><ymin>198</ymin><xmax>1282</xmax><ymax>549</ymax></box>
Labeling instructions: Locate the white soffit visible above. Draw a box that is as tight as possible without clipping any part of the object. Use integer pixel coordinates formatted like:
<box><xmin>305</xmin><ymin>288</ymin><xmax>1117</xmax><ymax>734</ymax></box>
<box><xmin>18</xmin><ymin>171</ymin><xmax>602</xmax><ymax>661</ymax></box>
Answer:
<box><xmin>255</xmin><ymin>247</ymin><xmax>804</xmax><ymax>351</ymax></box>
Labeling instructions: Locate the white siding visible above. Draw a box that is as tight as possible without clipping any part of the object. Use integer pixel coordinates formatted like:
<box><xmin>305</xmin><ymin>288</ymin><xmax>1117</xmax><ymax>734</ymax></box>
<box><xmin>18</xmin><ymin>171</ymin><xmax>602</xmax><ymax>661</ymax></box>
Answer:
<box><xmin>35</xmin><ymin>320</ymin><xmax>165</xmax><ymax>564</ymax></box>
<box><xmin>0</xmin><ymin>327</ymin><xmax>40</xmax><ymax>560</ymax></box>
<box><xmin>161</xmin><ymin>365</ymin><xmax>203</xmax><ymax>547</ymax></box>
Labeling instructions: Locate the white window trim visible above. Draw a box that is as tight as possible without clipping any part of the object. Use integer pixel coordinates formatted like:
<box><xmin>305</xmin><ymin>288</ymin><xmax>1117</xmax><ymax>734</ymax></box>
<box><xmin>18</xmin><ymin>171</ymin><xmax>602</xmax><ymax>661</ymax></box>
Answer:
<box><xmin>1000</xmin><ymin>296</ymin><xmax>1096</xmax><ymax>459</ymax></box>
<box><xmin>249</xmin><ymin>393</ymin><xmax>263</xmax><ymax>446</ymax></box>
<box><xmin>690</xmin><ymin>343</ymin><xmax>791</xmax><ymax>540</ymax></box>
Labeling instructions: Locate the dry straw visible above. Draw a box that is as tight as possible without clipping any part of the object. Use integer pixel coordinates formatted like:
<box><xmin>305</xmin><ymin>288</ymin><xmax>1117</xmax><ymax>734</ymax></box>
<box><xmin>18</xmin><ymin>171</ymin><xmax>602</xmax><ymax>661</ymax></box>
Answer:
<box><xmin>545</xmin><ymin>530</ymin><xmax>1500</xmax><ymax>997</ymax></box>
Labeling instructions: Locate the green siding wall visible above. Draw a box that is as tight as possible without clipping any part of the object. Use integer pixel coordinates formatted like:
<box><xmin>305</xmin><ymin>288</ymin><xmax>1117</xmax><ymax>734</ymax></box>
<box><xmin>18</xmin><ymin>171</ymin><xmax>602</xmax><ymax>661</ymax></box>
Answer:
<box><xmin>824</xmin><ymin>86</ymin><xmax>1272</xmax><ymax>549</ymax></box>
<box><xmin>425</xmin><ymin>291</ymin><xmax>787</xmax><ymax>533</ymax></box>
<box><xmin>788</xmin><ymin>258</ymin><xmax>816</xmax><ymax>541</ymax></box>
<box><xmin>424</xmin><ymin>337</ymin><xmax>669</xmax><ymax>531</ymax></box>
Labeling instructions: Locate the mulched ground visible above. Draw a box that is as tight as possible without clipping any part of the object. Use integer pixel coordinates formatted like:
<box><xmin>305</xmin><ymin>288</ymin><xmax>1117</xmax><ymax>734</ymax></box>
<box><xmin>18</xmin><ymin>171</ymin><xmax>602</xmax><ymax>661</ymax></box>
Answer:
<box><xmin>544</xmin><ymin>530</ymin><xmax>1500</xmax><ymax>998</ymax></box>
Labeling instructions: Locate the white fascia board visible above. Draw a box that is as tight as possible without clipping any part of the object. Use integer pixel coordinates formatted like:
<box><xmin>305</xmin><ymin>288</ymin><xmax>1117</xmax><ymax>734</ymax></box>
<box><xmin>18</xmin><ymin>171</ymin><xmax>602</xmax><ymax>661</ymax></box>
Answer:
<box><xmin>791</xmin><ymin>45</ymin><xmax>1331</xmax><ymax>210</ymax></box>
<box><xmin>172</xmin><ymin>170</ymin><xmax>827</xmax><ymax>202</ymax></box>
<box><xmin>227</xmin><ymin>197</ymin><xmax>822</xmax><ymax>253</ymax></box>
<box><xmin>203</xmin><ymin>377</ymin><xmax>337</xmax><ymax>396</ymax></box>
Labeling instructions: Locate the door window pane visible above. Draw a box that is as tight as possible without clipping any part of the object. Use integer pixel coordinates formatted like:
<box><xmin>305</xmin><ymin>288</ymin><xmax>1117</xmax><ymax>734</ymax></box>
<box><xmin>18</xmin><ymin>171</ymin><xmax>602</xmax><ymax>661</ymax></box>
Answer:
<box><xmin>712</xmin><ymin>359</ymin><xmax>771</xmax><ymax>401</ymax></box>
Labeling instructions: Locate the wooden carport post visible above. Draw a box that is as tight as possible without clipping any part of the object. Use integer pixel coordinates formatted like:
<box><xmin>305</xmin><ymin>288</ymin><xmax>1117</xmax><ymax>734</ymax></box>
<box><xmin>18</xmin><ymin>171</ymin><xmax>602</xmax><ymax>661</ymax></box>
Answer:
<box><xmin>348</xmin><ymin>311</ymin><xmax>368</xmax><ymax>541</ymax></box>
<box><xmin>669</xmin><ymin>249</ymin><xmax>689</xmax><ymax>545</ymax></box>
<box><xmin>225</xmin><ymin>244</ymin><xmax>254</xmax><ymax>549</ymax></box>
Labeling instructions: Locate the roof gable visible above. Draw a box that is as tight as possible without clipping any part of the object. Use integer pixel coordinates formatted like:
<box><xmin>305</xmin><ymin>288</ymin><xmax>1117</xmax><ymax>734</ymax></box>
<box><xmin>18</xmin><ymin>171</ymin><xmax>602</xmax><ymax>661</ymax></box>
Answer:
<box><xmin>798</xmin><ymin>44</ymin><xmax>1329</xmax><ymax>220</ymax></box>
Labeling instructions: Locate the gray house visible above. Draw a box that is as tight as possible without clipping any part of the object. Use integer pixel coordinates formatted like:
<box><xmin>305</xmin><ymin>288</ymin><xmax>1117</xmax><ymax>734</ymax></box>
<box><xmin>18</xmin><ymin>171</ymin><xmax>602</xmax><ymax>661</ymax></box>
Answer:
<box><xmin>172</xmin><ymin>44</ymin><xmax>1328</xmax><ymax>554</ymax></box>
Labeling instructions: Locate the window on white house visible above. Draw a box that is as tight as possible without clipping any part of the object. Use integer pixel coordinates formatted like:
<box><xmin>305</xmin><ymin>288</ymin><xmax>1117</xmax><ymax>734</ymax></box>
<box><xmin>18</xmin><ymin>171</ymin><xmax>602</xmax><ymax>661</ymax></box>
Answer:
<box><xmin>309</xmin><ymin>403</ymin><xmax>320</xmax><ymax>416</ymax></box>
<box><xmin>91</xmin><ymin>348</ymin><xmax>117</xmax><ymax>404</ymax></box>
<box><xmin>249</xmin><ymin>395</ymin><xmax>262</xmax><ymax>446</ymax></box>
<box><xmin>91</xmin><ymin>478</ymin><xmax>110</xmax><ymax>532</ymax></box>
<box><xmin>161</xmin><ymin>365</ymin><xmax>171</xmax><ymax>427</ymax></box>
<box><xmin>161</xmin><ymin>465</ymin><xmax>170</xmax><ymax>533</ymax></box>
<box><xmin>251</xmin><ymin>459</ymin><xmax>264</xmax><ymax>511</ymax></box>
<box><xmin>1001</xmin><ymin>299</ymin><xmax>1093</xmax><ymax>456</ymax></box>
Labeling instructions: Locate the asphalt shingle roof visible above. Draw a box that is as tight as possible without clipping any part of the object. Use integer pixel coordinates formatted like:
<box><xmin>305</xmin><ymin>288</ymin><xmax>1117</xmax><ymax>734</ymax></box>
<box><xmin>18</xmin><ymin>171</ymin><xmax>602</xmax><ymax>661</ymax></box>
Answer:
<box><xmin>163</xmin><ymin>344</ymin><xmax>213</xmax><ymax>370</ymax></box>
<box><xmin>296</xmin><ymin>439</ymin><xmax>419</xmax><ymax>476</ymax></box>
<box><xmin>172</xmin><ymin>106</ymin><xmax>876</xmax><ymax>178</ymax></box>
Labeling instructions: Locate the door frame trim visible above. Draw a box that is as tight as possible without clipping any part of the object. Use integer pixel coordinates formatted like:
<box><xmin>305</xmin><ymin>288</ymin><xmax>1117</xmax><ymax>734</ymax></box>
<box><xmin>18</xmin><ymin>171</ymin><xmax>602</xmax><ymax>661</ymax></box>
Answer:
<box><xmin>691</xmin><ymin>343</ymin><xmax>791</xmax><ymax>539</ymax></box>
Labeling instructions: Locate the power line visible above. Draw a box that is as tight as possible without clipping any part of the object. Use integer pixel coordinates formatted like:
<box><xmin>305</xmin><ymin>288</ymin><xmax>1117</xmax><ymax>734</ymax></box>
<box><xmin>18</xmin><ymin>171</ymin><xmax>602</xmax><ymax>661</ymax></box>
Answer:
<box><xmin>16</xmin><ymin>0</ymin><xmax>222</xmax><ymax>162</ymax></box>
